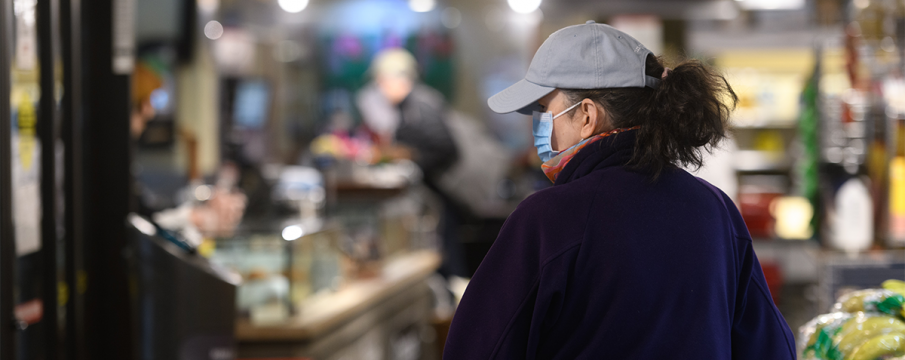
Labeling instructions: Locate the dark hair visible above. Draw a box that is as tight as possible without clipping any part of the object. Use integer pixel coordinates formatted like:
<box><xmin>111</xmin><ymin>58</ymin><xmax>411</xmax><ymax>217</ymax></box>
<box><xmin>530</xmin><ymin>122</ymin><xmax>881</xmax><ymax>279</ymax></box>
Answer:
<box><xmin>562</xmin><ymin>55</ymin><xmax>738</xmax><ymax>179</ymax></box>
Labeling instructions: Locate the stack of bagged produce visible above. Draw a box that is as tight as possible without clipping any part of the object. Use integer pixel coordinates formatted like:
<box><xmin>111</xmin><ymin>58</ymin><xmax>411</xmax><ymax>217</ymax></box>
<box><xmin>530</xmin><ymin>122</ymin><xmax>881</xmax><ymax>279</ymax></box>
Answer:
<box><xmin>800</xmin><ymin>280</ymin><xmax>905</xmax><ymax>360</ymax></box>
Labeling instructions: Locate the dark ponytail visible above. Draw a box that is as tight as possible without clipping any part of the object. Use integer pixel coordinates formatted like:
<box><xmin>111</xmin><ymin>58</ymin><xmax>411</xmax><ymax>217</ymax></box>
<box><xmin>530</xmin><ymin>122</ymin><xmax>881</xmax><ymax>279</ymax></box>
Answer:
<box><xmin>563</xmin><ymin>55</ymin><xmax>738</xmax><ymax>179</ymax></box>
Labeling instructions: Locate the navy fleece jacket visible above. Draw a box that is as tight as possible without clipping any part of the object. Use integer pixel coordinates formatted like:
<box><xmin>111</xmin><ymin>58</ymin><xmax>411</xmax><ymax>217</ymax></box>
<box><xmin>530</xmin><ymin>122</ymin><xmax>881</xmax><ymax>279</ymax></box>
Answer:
<box><xmin>443</xmin><ymin>130</ymin><xmax>796</xmax><ymax>359</ymax></box>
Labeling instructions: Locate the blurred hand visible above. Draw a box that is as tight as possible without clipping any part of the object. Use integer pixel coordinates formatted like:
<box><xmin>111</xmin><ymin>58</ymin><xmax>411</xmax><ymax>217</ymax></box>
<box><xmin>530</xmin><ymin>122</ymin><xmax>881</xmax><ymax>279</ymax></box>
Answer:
<box><xmin>191</xmin><ymin>188</ymin><xmax>247</xmax><ymax>237</ymax></box>
<box><xmin>209</xmin><ymin>188</ymin><xmax>246</xmax><ymax>229</ymax></box>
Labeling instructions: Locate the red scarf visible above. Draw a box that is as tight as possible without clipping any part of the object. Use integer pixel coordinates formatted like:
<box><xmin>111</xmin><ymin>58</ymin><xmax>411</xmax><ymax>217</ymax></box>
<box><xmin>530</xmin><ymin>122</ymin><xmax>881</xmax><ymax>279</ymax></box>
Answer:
<box><xmin>541</xmin><ymin>126</ymin><xmax>639</xmax><ymax>183</ymax></box>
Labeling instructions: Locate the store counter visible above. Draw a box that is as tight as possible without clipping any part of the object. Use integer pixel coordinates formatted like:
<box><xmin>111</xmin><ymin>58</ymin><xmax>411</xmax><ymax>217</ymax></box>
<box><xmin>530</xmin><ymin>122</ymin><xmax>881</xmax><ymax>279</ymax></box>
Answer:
<box><xmin>236</xmin><ymin>250</ymin><xmax>442</xmax><ymax>359</ymax></box>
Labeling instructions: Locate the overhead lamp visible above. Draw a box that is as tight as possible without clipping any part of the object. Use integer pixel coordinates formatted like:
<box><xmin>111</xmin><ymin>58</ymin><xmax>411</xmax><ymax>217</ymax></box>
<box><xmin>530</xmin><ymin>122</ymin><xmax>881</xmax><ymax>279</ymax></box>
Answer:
<box><xmin>204</xmin><ymin>20</ymin><xmax>224</xmax><ymax>40</ymax></box>
<box><xmin>735</xmin><ymin>0</ymin><xmax>804</xmax><ymax>10</ymax></box>
<box><xmin>409</xmin><ymin>0</ymin><xmax>435</xmax><ymax>13</ymax></box>
<box><xmin>278</xmin><ymin>0</ymin><xmax>309</xmax><ymax>13</ymax></box>
<box><xmin>507</xmin><ymin>0</ymin><xmax>541</xmax><ymax>14</ymax></box>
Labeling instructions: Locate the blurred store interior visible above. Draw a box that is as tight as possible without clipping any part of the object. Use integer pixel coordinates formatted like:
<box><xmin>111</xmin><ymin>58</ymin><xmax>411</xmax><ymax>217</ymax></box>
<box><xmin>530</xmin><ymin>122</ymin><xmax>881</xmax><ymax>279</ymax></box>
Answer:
<box><xmin>1</xmin><ymin>0</ymin><xmax>904</xmax><ymax>358</ymax></box>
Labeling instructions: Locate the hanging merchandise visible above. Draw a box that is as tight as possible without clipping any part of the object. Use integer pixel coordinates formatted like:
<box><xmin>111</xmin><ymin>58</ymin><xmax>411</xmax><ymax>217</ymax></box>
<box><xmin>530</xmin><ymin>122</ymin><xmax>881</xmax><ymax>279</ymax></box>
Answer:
<box><xmin>817</xmin><ymin>36</ymin><xmax>867</xmax><ymax>252</ymax></box>
<box><xmin>885</xmin><ymin>77</ymin><xmax>905</xmax><ymax>246</ymax></box>
<box><xmin>892</xmin><ymin>158</ymin><xmax>905</xmax><ymax>245</ymax></box>
<box><xmin>814</xmin><ymin>0</ymin><xmax>905</xmax><ymax>251</ymax></box>
<box><xmin>830</xmin><ymin>177</ymin><xmax>874</xmax><ymax>253</ymax></box>
<box><xmin>797</xmin><ymin>61</ymin><xmax>820</xmax><ymax>238</ymax></box>
<box><xmin>853</xmin><ymin>0</ymin><xmax>905</xmax><ymax>248</ymax></box>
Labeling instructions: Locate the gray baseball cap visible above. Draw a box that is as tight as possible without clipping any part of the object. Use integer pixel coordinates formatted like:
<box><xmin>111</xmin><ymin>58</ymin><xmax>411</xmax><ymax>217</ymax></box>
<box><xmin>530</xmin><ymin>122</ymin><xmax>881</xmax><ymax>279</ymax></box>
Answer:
<box><xmin>488</xmin><ymin>20</ymin><xmax>662</xmax><ymax>115</ymax></box>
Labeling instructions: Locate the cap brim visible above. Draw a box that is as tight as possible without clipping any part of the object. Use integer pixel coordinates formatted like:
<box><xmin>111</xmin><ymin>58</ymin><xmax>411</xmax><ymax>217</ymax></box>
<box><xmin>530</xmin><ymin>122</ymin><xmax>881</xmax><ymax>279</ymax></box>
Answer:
<box><xmin>487</xmin><ymin>79</ymin><xmax>555</xmax><ymax>115</ymax></box>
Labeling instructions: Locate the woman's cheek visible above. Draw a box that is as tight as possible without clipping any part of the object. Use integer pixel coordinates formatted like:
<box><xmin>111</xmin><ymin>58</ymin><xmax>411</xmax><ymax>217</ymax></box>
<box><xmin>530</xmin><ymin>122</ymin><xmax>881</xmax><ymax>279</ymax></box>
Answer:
<box><xmin>552</xmin><ymin>123</ymin><xmax>576</xmax><ymax>152</ymax></box>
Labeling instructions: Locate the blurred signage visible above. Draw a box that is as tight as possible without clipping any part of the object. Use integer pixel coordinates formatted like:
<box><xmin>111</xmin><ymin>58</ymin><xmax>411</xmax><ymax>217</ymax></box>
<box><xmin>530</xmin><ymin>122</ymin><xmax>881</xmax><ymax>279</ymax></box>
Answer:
<box><xmin>736</xmin><ymin>0</ymin><xmax>805</xmax><ymax>10</ymax></box>
<box><xmin>14</xmin><ymin>299</ymin><xmax>42</xmax><ymax>325</ymax></box>
<box><xmin>13</xmin><ymin>92</ymin><xmax>41</xmax><ymax>256</ymax></box>
<box><xmin>16</xmin><ymin>93</ymin><xmax>35</xmax><ymax>170</ymax></box>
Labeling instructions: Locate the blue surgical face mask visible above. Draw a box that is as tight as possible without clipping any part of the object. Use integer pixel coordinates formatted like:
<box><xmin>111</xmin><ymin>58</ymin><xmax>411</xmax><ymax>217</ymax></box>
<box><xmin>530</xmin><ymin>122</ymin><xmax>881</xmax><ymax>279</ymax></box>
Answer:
<box><xmin>532</xmin><ymin>102</ymin><xmax>582</xmax><ymax>162</ymax></box>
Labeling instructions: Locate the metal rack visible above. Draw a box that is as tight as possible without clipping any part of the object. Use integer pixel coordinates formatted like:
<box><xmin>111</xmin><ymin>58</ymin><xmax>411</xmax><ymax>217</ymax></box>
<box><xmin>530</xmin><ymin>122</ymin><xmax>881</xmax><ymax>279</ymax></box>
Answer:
<box><xmin>817</xmin><ymin>250</ymin><xmax>905</xmax><ymax>312</ymax></box>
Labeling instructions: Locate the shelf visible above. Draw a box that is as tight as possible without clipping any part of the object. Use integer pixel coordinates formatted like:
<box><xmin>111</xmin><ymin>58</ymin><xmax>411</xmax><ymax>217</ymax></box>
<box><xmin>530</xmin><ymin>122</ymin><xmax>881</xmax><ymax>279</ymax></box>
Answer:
<box><xmin>236</xmin><ymin>250</ymin><xmax>441</xmax><ymax>341</ymax></box>
<box><xmin>731</xmin><ymin>124</ymin><xmax>798</xmax><ymax>130</ymax></box>
<box><xmin>733</xmin><ymin>150</ymin><xmax>792</xmax><ymax>172</ymax></box>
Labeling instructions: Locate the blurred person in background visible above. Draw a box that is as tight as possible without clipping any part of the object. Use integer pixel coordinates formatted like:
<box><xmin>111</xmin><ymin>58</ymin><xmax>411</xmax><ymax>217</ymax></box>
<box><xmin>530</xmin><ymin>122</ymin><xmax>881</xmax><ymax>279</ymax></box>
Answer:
<box><xmin>131</xmin><ymin>61</ymin><xmax>247</xmax><ymax>240</ymax></box>
<box><xmin>443</xmin><ymin>22</ymin><xmax>795</xmax><ymax>359</ymax></box>
<box><xmin>356</xmin><ymin>48</ymin><xmax>468</xmax><ymax>280</ymax></box>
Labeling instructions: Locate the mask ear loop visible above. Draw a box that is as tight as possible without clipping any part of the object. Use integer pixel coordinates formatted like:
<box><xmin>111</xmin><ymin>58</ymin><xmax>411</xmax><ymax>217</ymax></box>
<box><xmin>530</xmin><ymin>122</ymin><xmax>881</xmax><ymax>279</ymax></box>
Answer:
<box><xmin>553</xmin><ymin>101</ymin><xmax>583</xmax><ymax>120</ymax></box>
<box><xmin>556</xmin><ymin>101</ymin><xmax>595</xmax><ymax>145</ymax></box>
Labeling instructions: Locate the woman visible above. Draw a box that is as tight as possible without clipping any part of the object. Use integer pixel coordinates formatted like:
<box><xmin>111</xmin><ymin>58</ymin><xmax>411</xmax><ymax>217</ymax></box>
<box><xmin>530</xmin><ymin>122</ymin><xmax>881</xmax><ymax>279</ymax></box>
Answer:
<box><xmin>443</xmin><ymin>21</ymin><xmax>796</xmax><ymax>359</ymax></box>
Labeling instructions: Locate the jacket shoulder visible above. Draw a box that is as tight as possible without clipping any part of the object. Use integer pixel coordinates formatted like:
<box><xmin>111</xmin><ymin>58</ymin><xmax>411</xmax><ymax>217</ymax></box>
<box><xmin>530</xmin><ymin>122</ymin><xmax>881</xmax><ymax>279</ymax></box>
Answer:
<box><xmin>691</xmin><ymin>175</ymin><xmax>751</xmax><ymax>240</ymax></box>
<box><xmin>516</xmin><ymin>181</ymin><xmax>597</xmax><ymax>219</ymax></box>
<box><xmin>505</xmin><ymin>181</ymin><xmax>599</xmax><ymax>251</ymax></box>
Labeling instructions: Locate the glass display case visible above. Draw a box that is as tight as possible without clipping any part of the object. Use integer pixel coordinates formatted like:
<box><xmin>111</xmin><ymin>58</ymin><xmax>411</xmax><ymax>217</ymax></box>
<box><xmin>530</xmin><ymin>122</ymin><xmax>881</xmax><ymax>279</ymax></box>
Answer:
<box><xmin>212</xmin><ymin>222</ymin><xmax>345</xmax><ymax>323</ymax></box>
<box><xmin>209</xmin><ymin>163</ymin><xmax>440</xmax><ymax>325</ymax></box>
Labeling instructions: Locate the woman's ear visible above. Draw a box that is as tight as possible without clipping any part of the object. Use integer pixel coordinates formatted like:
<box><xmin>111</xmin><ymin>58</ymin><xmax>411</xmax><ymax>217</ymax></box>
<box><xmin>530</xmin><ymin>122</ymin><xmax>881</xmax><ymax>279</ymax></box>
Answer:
<box><xmin>578</xmin><ymin>98</ymin><xmax>599</xmax><ymax>138</ymax></box>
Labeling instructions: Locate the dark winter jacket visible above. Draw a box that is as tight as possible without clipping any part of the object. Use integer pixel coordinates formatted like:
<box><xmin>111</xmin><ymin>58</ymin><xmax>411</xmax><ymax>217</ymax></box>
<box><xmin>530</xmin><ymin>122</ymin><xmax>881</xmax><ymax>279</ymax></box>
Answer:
<box><xmin>443</xmin><ymin>130</ymin><xmax>796</xmax><ymax>359</ymax></box>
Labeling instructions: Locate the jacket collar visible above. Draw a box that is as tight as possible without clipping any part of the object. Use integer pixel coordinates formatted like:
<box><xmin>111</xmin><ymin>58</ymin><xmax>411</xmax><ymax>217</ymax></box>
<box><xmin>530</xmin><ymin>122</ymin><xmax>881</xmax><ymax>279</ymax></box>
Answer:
<box><xmin>553</xmin><ymin>129</ymin><xmax>638</xmax><ymax>186</ymax></box>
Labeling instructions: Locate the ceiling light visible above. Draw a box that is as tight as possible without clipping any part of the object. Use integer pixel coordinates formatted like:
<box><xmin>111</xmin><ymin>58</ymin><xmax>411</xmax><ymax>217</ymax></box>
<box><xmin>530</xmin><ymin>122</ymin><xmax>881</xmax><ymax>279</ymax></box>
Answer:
<box><xmin>736</xmin><ymin>0</ymin><xmax>804</xmax><ymax>10</ymax></box>
<box><xmin>409</xmin><ymin>0</ymin><xmax>435</xmax><ymax>13</ymax></box>
<box><xmin>507</xmin><ymin>0</ymin><xmax>541</xmax><ymax>14</ymax></box>
<box><xmin>204</xmin><ymin>20</ymin><xmax>224</xmax><ymax>40</ymax></box>
<box><xmin>278</xmin><ymin>0</ymin><xmax>309</xmax><ymax>13</ymax></box>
